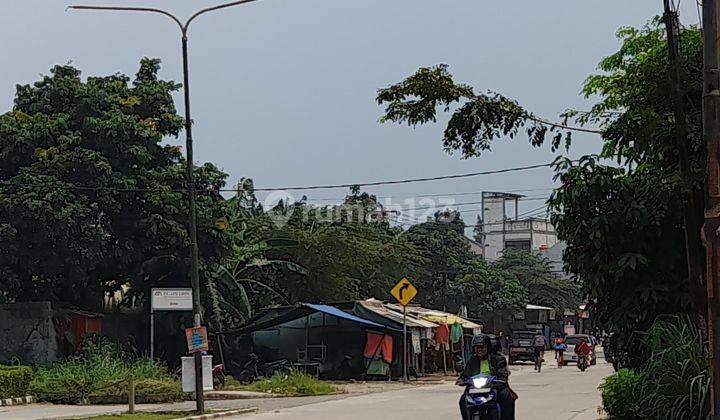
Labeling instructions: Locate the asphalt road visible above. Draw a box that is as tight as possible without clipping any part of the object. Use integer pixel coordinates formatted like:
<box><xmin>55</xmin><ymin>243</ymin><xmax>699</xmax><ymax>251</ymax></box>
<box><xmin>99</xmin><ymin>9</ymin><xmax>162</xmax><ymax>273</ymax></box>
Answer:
<box><xmin>236</xmin><ymin>358</ymin><xmax>613</xmax><ymax>420</ymax></box>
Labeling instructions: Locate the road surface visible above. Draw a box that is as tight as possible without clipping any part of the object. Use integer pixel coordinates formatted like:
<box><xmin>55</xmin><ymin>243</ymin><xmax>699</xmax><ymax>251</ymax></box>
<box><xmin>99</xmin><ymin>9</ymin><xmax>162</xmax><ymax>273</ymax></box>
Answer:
<box><xmin>235</xmin><ymin>358</ymin><xmax>613</xmax><ymax>420</ymax></box>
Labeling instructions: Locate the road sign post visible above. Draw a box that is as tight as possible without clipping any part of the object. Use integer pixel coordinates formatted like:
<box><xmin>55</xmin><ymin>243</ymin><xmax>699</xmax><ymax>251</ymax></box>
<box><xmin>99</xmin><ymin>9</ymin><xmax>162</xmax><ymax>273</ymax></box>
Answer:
<box><xmin>390</xmin><ymin>278</ymin><xmax>418</xmax><ymax>383</ymax></box>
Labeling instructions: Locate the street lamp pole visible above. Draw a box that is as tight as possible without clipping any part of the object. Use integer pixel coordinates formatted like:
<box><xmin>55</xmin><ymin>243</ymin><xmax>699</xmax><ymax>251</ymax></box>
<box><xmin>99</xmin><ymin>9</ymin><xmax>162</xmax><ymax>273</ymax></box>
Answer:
<box><xmin>69</xmin><ymin>1</ymin><xmax>262</xmax><ymax>413</ymax></box>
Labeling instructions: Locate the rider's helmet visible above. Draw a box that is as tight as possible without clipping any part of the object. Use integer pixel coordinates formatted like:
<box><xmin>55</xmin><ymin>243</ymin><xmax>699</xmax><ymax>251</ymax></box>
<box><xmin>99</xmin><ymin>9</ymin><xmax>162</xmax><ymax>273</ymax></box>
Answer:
<box><xmin>471</xmin><ymin>334</ymin><xmax>492</xmax><ymax>350</ymax></box>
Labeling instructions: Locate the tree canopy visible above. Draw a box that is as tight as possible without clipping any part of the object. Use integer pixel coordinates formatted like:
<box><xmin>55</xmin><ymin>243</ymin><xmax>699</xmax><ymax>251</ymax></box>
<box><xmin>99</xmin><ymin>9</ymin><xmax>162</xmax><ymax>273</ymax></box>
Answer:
<box><xmin>492</xmin><ymin>248</ymin><xmax>580</xmax><ymax>311</ymax></box>
<box><xmin>0</xmin><ymin>59</ymin><xmax>228</xmax><ymax>309</ymax></box>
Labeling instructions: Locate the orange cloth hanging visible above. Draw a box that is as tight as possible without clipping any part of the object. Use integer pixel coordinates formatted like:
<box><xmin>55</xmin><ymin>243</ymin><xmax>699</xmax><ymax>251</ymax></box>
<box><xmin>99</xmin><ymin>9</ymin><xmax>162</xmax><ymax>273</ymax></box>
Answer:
<box><xmin>364</xmin><ymin>332</ymin><xmax>394</xmax><ymax>363</ymax></box>
<box><xmin>434</xmin><ymin>322</ymin><xmax>450</xmax><ymax>344</ymax></box>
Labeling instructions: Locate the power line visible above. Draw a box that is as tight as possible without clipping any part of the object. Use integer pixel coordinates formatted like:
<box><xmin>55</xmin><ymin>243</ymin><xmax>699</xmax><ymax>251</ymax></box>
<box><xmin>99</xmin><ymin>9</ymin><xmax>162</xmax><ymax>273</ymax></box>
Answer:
<box><xmin>303</xmin><ymin>188</ymin><xmax>555</xmax><ymax>202</ymax></box>
<box><xmin>251</xmin><ymin>162</ymin><xmax>554</xmax><ymax>192</ymax></box>
<box><xmin>0</xmin><ymin>162</ymin><xmax>556</xmax><ymax>194</ymax></box>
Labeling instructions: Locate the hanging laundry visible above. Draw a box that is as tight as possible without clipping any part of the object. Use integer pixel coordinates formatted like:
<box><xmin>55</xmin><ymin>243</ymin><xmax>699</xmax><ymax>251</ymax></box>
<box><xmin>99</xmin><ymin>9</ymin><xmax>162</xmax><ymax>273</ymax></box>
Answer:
<box><xmin>364</xmin><ymin>332</ymin><xmax>394</xmax><ymax>363</ymax></box>
<box><xmin>411</xmin><ymin>329</ymin><xmax>422</xmax><ymax>355</ymax></box>
<box><xmin>451</xmin><ymin>323</ymin><xmax>463</xmax><ymax>344</ymax></box>
<box><xmin>434</xmin><ymin>322</ymin><xmax>450</xmax><ymax>345</ymax></box>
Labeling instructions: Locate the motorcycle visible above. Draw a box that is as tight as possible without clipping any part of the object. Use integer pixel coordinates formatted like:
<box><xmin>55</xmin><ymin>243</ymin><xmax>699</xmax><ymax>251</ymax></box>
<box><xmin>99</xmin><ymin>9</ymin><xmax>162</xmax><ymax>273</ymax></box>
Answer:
<box><xmin>237</xmin><ymin>353</ymin><xmax>292</xmax><ymax>384</ymax></box>
<box><xmin>577</xmin><ymin>354</ymin><xmax>589</xmax><ymax>372</ymax></box>
<box><xmin>212</xmin><ymin>363</ymin><xmax>226</xmax><ymax>388</ymax></box>
<box><xmin>457</xmin><ymin>373</ymin><xmax>504</xmax><ymax>420</ymax></box>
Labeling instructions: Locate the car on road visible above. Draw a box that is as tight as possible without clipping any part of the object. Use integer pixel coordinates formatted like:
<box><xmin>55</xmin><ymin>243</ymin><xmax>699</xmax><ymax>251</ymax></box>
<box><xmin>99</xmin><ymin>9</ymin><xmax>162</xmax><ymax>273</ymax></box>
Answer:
<box><xmin>562</xmin><ymin>334</ymin><xmax>597</xmax><ymax>365</ymax></box>
<box><xmin>508</xmin><ymin>330</ymin><xmax>536</xmax><ymax>364</ymax></box>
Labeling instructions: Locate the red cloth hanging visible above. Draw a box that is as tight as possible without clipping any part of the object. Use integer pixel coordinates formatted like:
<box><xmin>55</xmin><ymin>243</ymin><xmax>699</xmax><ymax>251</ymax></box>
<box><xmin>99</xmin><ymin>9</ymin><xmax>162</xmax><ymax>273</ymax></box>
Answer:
<box><xmin>434</xmin><ymin>322</ymin><xmax>450</xmax><ymax>344</ymax></box>
<box><xmin>364</xmin><ymin>332</ymin><xmax>394</xmax><ymax>363</ymax></box>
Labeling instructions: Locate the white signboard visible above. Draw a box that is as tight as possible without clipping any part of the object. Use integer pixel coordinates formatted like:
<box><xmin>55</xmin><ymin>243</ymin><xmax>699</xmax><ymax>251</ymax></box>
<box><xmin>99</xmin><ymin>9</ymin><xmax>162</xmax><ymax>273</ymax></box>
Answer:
<box><xmin>151</xmin><ymin>288</ymin><xmax>193</xmax><ymax>311</ymax></box>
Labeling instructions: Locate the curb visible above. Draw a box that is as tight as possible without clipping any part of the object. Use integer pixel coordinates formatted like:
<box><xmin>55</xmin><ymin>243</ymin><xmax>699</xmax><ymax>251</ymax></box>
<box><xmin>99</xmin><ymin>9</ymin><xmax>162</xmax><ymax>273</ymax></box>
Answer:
<box><xmin>0</xmin><ymin>396</ymin><xmax>34</xmax><ymax>406</ymax></box>
<box><xmin>177</xmin><ymin>407</ymin><xmax>259</xmax><ymax>420</ymax></box>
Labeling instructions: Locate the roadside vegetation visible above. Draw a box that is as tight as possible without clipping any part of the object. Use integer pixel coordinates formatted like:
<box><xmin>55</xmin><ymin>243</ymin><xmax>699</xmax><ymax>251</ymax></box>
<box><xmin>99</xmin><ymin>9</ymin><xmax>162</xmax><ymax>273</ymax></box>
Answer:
<box><xmin>223</xmin><ymin>370</ymin><xmax>340</xmax><ymax>397</ymax></box>
<box><xmin>29</xmin><ymin>339</ymin><xmax>187</xmax><ymax>404</ymax></box>
<box><xmin>600</xmin><ymin>316</ymin><xmax>709</xmax><ymax>419</ymax></box>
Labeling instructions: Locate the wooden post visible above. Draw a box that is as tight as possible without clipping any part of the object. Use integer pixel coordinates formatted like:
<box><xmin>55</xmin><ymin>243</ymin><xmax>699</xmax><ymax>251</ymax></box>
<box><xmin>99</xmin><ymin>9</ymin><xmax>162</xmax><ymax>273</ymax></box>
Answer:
<box><xmin>128</xmin><ymin>378</ymin><xmax>136</xmax><ymax>414</ymax></box>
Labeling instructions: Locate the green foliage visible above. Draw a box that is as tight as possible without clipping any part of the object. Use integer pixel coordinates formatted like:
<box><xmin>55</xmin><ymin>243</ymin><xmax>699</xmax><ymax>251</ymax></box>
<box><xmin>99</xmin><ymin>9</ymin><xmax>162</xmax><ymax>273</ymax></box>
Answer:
<box><xmin>404</xmin><ymin>211</ymin><xmax>527</xmax><ymax>315</ymax></box>
<box><xmin>600</xmin><ymin>368</ymin><xmax>642</xmax><ymax>419</ymax></box>
<box><xmin>262</xmin><ymin>190</ymin><xmax>422</xmax><ymax>304</ymax></box>
<box><xmin>0</xmin><ymin>365</ymin><xmax>32</xmax><ymax>398</ymax></box>
<box><xmin>377</xmin><ymin>64</ymin><xmax>572</xmax><ymax>157</ymax></box>
<box><xmin>447</xmin><ymin>259</ymin><xmax>526</xmax><ymax>316</ymax></box>
<box><xmin>247</xmin><ymin>370</ymin><xmax>339</xmax><ymax>396</ymax></box>
<box><xmin>600</xmin><ymin>316</ymin><xmax>709</xmax><ymax>420</ymax></box>
<box><xmin>29</xmin><ymin>339</ymin><xmax>178</xmax><ymax>404</ymax></box>
<box><xmin>0</xmin><ymin>59</ymin><xmax>228</xmax><ymax>308</ymax></box>
<box><xmin>550</xmin><ymin>22</ymin><xmax>703</xmax><ymax>360</ymax></box>
<box><xmin>492</xmin><ymin>249</ymin><xmax>580</xmax><ymax>310</ymax></box>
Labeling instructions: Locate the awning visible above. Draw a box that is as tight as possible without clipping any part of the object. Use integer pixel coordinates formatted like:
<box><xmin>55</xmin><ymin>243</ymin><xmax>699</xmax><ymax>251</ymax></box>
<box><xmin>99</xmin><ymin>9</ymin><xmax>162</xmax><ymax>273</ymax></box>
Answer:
<box><xmin>386</xmin><ymin>304</ymin><xmax>481</xmax><ymax>329</ymax></box>
<box><xmin>526</xmin><ymin>304</ymin><xmax>554</xmax><ymax>311</ymax></box>
<box><xmin>357</xmin><ymin>299</ymin><xmax>438</xmax><ymax>330</ymax></box>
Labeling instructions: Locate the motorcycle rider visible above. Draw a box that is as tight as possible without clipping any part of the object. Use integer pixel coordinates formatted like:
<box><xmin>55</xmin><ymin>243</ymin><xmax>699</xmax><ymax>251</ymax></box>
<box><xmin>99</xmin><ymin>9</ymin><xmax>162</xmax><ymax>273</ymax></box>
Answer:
<box><xmin>575</xmin><ymin>337</ymin><xmax>592</xmax><ymax>369</ymax></box>
<box><xmin>458</xmin><ymin>334</ymin><xmax>515</xmax><ymax>420</ymax></box>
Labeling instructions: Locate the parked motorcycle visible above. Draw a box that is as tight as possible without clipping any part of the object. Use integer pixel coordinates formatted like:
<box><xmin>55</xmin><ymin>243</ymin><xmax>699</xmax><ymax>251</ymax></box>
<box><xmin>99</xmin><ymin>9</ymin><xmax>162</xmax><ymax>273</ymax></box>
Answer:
<box><xmin>577</xmin><ymin>355</ymin><xmax>589</xmax><ymax>372</ymax></box>
<box><xmin>237</xmin><ymin>353</ymin><xmax>292</xmax><ymax>384</ymax></box>
<box><xmin>457</xmin><ymin>373</ymin><xmax>504</xmax><ymax>420</ymax></box>
<box><xmin>212</xmin><ymin>363</ymin><xmax>226</xmax><ymax>388</ymax></box>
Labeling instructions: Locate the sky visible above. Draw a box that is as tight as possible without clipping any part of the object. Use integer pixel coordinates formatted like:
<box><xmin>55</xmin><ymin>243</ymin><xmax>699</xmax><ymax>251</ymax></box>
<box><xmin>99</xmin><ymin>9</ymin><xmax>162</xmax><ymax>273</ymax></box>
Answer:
<box><xmin>0</xmin><ymin>0</ymin><xmax>702</xmax><ymax>231</ymax></box>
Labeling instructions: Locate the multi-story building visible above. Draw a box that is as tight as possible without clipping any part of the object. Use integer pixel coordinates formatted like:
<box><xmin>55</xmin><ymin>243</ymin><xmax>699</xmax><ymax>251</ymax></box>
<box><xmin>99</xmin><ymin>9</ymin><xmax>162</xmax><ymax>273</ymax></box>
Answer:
<box><xmin>480</xmin><ymin>191</ymin><xmax>557</xmax><ymax>261</ymax></box>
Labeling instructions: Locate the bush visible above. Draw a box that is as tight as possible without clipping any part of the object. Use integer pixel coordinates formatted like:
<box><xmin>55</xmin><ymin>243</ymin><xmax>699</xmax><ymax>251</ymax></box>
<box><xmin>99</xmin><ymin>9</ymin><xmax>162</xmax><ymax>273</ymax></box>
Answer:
<box><xmin>29</xmin><ymin>339</ymin><xmax>183</xmax><ymax>404</ymax></box>
<box><xmin>88</xmin><ymin>379</ymin><xmax>186</xmax><ymax>404</ymax></box>
<box><xmin>248</xmin><ymin>370</ymin><xmax>339</xmax><ymax>396</ymax></box>
<box><xmin>601</xmin><ymin>316</ymin><xmax>710</xmax><ymax>420</ymax></box>
<box><xmin>600</xmin><ymin>368</ymin><xmax>641</xmax><ymax>419</ymax></box>
<box><xmin>0</xmin><ymin>365</ymin><xmax>32</xmax><ymax>398</ymax></box>
<box><xmin>633</xmin><ymin>316</ymin><xmax>710</xmax><ymax>420</ymax></box>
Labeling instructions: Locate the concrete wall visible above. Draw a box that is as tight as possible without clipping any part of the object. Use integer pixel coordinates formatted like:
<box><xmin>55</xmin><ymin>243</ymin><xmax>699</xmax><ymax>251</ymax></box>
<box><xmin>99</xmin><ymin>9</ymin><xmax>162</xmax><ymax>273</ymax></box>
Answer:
<box><xmin>0</xmin><ymin>302</ymin><xmax>59</xmax><ymax>365</ymax></box>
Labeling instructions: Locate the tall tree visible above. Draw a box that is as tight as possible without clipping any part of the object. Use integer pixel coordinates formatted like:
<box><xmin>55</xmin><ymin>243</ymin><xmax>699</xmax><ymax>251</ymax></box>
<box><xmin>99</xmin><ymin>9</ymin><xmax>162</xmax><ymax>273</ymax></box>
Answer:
<box><xmin>492</xmin><ymin>248</ymin><xmax>580</xmax><ymax>311</ymax></box>
<box><xmin>0</xmin><ymin>59</ymin><xmax>228</xmax><ymax>309</ymax></box>
<box><xmin>376</xmin><ymin>20</ymin><xmax>702</xmax><ymax>362</ymax></box>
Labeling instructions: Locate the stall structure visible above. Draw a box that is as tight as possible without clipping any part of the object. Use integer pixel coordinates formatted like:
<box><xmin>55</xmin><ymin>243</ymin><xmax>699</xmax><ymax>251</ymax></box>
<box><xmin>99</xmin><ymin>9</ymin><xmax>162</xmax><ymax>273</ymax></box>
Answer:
<box><xmin>352</xmin><ymin>299</ymin><xmax>438</xmax><ymax>376</ymax></box>
<box><xmin>227</xmin><ymin>303</ymin><xmax>393</xmax><ymax>378</ymax></box>
<box><xmin>385</xmin><ymin>304</ymin><xmax>482</xmax><ymax>375</ymax></box>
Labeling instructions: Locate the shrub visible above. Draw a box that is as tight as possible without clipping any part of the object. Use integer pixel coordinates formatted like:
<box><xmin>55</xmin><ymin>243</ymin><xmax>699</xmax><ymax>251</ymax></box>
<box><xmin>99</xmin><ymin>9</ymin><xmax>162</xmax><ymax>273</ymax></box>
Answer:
<box><xmin>248</xmin><ymin>370</ymin><xmax>339</xmax><ymax>396</ymax></box>
<box><xmin>0</xmin><ymin>365</ymin><xmax>32</xmax><ymax>398</ymax></box>
<box><xmin>29</xmin><ymin>339</ymin><xmax>183</xmax><ymax>404</ymax></box>
<box><xmin>601</xmin><ymin>316</ymin><xmax>711</xmax><ymax>420</ymax></box>
<box><xmin>600</xmin><ymin>368</ymin><xmax>641</xmax><ymax>419</ymax></box>
<box><xmin>633</xmin><ymin>316</ymin><xmax>710</xmax><ymax>420</ymax></box>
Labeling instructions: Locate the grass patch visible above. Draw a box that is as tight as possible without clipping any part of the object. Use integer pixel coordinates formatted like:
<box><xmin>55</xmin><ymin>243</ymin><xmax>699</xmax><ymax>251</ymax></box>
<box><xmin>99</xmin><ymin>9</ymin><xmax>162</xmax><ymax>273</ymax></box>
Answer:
<box><xmin>83</xmin><ymin>411</ymin><xmax>197</xmax><ymax>420</ymax></box>
<box><xmin>29</xmin><ymin>339</ymin><xmax>187</xmax><ymax>404</ymax></box>
<box><xmin>244</xmin><ymin>371</ymin><xmax>340</xmax><ymax>396</ymax></box>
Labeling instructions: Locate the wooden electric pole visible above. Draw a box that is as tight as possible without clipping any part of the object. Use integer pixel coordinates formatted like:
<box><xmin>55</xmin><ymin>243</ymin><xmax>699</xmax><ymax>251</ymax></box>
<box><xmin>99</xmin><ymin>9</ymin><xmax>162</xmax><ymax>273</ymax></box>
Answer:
<box><xmin>702</xmin><ymin>0</ymin><xmax>720</xmax><ymax>417</ymax></box>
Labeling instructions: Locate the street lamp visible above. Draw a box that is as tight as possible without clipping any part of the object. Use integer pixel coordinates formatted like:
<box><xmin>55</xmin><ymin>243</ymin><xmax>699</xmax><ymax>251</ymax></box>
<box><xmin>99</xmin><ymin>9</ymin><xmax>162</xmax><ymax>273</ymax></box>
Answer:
<box><xmin>68</xmin><ymin>1</ymin><xmax>263</xmax><ymax>413</ymax></box>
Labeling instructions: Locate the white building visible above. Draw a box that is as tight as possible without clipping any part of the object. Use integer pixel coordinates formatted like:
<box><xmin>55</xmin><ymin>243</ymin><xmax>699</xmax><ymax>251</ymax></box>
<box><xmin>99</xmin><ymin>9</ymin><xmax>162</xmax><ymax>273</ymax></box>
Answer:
<box><xmin>481</xmin><ymin>192</ymin><xmax>558</xmax><ymax>261</ymax></box>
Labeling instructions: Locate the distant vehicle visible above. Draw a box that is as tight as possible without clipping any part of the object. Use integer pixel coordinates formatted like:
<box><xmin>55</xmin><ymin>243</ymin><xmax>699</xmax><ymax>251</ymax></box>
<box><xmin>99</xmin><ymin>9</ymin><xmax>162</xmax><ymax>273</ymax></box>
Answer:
<box><xmin>562</xmin><ymin>334</ymin><xmax>597</xmax><ymax>366</ymax></box>
<box><xmin>508</xmin><ymin>330</ymin><xmax>536</xmax><ymax>364</ymax></box>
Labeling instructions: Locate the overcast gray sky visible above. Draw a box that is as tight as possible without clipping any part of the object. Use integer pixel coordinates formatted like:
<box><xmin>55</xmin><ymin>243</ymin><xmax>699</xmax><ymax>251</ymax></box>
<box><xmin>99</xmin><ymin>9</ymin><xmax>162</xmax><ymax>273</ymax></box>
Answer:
<box><xmin>0</xmin><ymin>0</ymin><xmax>701</xmax><ymax>230</ymax></box>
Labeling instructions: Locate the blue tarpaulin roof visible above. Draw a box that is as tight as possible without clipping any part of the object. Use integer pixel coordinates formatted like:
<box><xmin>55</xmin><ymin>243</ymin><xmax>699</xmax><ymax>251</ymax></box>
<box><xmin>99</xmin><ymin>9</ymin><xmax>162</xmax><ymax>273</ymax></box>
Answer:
<box><xmin>223</xmin><ymin>302</ymin><xmax>391</xmax><ymax>335</ymax></box>
<box><xmin>304</xmin><ymin>303</ymin><xmax>386</xmax><ymax>329</ymax></box>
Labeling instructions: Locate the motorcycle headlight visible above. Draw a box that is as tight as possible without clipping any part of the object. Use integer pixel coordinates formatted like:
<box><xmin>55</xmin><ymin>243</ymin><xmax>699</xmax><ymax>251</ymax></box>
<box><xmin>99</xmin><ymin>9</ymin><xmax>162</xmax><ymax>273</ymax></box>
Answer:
<box><xmin>472</xmin><ymin>377</ymin><xmax>490</xmax><ymax>388</ymax></box>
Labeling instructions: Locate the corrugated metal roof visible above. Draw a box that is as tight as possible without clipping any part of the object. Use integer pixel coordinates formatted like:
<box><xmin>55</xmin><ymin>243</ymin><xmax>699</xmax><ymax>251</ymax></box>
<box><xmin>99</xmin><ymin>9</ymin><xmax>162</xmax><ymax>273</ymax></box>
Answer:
<box><xmin>358</xmin><ymin>299</ymin><xmax>437</xmax><ymax>329</ymax></box>
<box><xmin>386</xmin><ymin>303</ymin><xmax>482</xmax><ymax>329</ymax></box>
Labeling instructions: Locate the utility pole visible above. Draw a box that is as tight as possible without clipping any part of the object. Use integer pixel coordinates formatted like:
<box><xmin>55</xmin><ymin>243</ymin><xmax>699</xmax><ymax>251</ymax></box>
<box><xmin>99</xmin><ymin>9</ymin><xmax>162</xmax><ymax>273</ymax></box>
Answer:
<box><xmin>69</xmin><ymin>1</ymin><xmax>264</xmax><ymax>413</ymax></box>
<box><xmin>702</xmin><ymin>0</ymin><xmax>720</xmax><ymax>417</ymax></box>
<box><xmin>663</xmin><ymin>1</ymin><xmax>707</xmax><ymax>321</ymax></box>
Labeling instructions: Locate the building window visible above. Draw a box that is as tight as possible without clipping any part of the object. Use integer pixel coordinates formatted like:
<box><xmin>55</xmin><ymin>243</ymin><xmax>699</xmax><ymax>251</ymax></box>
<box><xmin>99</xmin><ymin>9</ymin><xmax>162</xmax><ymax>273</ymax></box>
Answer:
<box><xmin>505</xmin><ymin>240</ymin><xmax>531</xmax><ymax>252</ymax></box>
